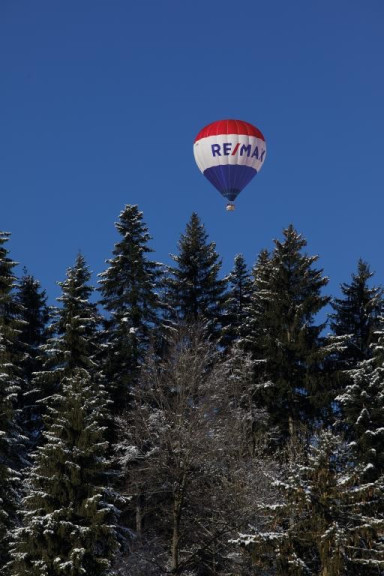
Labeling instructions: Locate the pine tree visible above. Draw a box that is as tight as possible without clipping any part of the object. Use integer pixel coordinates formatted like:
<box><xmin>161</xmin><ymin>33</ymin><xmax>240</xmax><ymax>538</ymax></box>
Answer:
<box><xmin>9</xmin><ymin>369</ymin><xmax>119</xmax><ymax>576</ymax></box>
<box><xmin>15</xmin><ymin>271</ymin><xmax>49</xmax><ymax>449</ymax></box>
<box><xmin>166</xmin><ymin>212</ymin><xmax>225</xmax><ymax>338</ymax></box>
<box><xmin>0</xmin><ymin>333</ymin><xmax>21</xmax><ymax>571</ymax></box>
<box><xmin>338</xmin><ymin>319</ymin><xmax>384</xmax><ymax>480</ymax></box>
<box><xmin>16</xmin><ymin>271</ymin><xmax>49</xmax><ymax>381</ymax></box>
<box><xmin>238</xmin><ymin>431</ymin><xmax>384</xmax><ymax>575</ymax></box>
<box><xmin>98</xmin><ymin>205</ymin><xmax>161</xmax><ymax>412</ymax></box>
<box><xmin>244</xmin><ymin>226</ymin><xmax>332</xmax><ymax>442</ymax></box>
<box><xmin>33</xmin><ymin>253</ymin><xmax>101</xmax><ymax>401</ymax></box>
<box><xmin>9</xmin><ymin>254</ymin><xmax>120</xmax><ymax>575</ymax></box>
<box><xmin>330</xmin><ymin>259</ymin><xmax>383</xmax><ymax>369</ymax></box>
<box><xmin>221</xmin><ymin>253</ymin><xmax>252</xmax><ymax>350</ymax></box>
<box><xmin>242</xmin><ymin>248</ymin><xmax>273</xmax><ymax>355</ymax></box>
<box><xmin>0</xmin><ymin>232</ymin><xmax>24</xmax><ymax>569</ymax></box>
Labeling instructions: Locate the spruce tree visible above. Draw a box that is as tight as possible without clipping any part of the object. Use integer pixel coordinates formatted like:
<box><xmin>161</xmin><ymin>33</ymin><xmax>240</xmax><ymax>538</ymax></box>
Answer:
<box><xmin>9</xmin><ymin>369</ymin><xmax>119</xmax><ymax>576</ymax></box>
<box><xmin>221</xmin><ymin>253</ymin><xmax>252</xmax><ymax>351</ymax></box>
<box><xmin>15</xmin><ymin>271</ymin><xmax>49</xmax><ymax>449</ymax></box>
<box><xmin>242</xmin><ymin>248</ymin><xmax>273</xmax><ymax>354</ymax></box>
<box><xmin>244</xmin><ymin>226</ymin><xmax>331</xmax><ymax>441</ymax></box>
<box><xmin>9</xmin><ymin>254</ymin><xmax>120</xmax><ymax>575</ymax></box>
<box><xmin>33</xmin><ymin>253</ymin><xmax>101</xmax><ymax>400</ymax></box>
<box><xmin>166</xmin><ymin>212</ymin><xmax>225</xmax><ymax>338</ymax></box>
<box><xmin>98</xmin><ymin>205</ymin><xmax>161</xmax><ymax>412</ymax></box>
<box><xmin>0</xmin><ymin>333</ymin><xmax>21</xmax><ymax>571</ymax></box>
<box><xmin>330</xmin><ymin>259</ymin><xmax>383</xmax><ymax>369</ymax></box>
<box><xmin>0</xmin><ymin>232</ymin><xmax>24</xmax><ymax>569</ymax></box>
<box><xmin>16</xmin><ymin>271</ymin><xmax>49</xmax><ymax>381</ymax></box>
<box><xmin>338</xmin><ymin>318</ymin><xmax>384</xmax><ymax>480</ymax></box>
<box><xmin>239</xmin><ymin>430</ymin><xmax>384</xmax><ymax>575</ymax></box>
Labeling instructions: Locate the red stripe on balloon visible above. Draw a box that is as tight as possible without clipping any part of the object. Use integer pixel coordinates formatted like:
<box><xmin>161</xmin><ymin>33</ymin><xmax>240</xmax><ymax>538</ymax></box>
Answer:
<box><xmin>194</xmin><ymin>119</ymin><xmax>265</xmax><ymax>143</ymax></box>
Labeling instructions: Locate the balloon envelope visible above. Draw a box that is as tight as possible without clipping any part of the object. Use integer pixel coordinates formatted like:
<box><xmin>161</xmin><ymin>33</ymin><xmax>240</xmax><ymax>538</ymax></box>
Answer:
<box><xmin>193</xmin><ymin>119</ymin><xmax>266</xmax><ymax>202</ymax></box>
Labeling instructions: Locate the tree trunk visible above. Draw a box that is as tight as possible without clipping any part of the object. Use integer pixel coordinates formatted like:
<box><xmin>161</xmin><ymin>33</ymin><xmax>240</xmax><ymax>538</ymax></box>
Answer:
<box><xmin>136</xmin><ymin>494</ymin><xmax>143</xmax><ymax>538</ymax></box>
<box><xmin>288</xmin><ymin>414</ymin><xmax>295</xmax><ymax>438</ymax></box>
<box><xmin>171</xmin><ymin>499</ymin><xmax>181</xmax><ymax>573</ymax></box>
<box><xmin>171</xmin><ymin>471</ymin><xmax>187</xmax><ymax>574</ymax></box>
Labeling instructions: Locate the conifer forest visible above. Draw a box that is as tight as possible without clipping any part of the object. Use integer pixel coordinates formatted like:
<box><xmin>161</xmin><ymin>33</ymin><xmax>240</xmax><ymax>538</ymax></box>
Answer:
<box><xmin>1</xmin><ymin>204</ymin><xmax>384</xmax><ymax>576</ymax></box>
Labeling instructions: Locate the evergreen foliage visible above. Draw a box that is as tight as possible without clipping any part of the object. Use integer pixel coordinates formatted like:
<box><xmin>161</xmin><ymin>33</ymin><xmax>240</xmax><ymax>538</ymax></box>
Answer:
<box><xmin>244</xmin><ymin>226</ymin><xmax>332</xmax><ymax>441</ymax></box>
<box><xmin>98</xmin><ymin>205</ymin><xmax>161</xmax><ymax>412</ymax></box>
<box><xmin>16</xmin><ymin>271</ymin><xmax>49</xmax><ymax>380</ymax></box>
<box><xmin>338</xmin><ymin>319</ymin><xmax>384</xmax><ymax>480</ymax></box>
<box><xmin>9</xmin><ymin>253</ymin><xmax>119</xmax><ymax>576</ymax></box>
<box><xmin>9</xmin><ymin>369</ymin><xmax>119</xmax><ymax>576</ymax></box>
<box><xmin>15</xmin><ymin>271</ymin><xmax>49</xmax><ymax>449</ymax></box>
<box><xmin>166</xmin><ymin>213</ymin><xmax>226</xmax><ymax>338</ymax></box>
<box><xmin>0</xmin><ymin>332</ymin><xmax>21</xmax><ymax>571</ymax></box>
<box><xmin>221</xmin><ymin>253</ymin><xmax>253</xmax><ymax>350</ymax></box>
<box><xmin>33</xmin><ymin>253</ymin><xmax>101</xmax><ymax>405</ymax></box>
<box><xmin>330</xmin><ymin>259</ymin><xmax>383</xmax><ymax>369</ymax></box>
<box><xmin>242</xmin><ymin>248</ymin><xmax>273</xmax><ymax>354</ymax></box>
<box><xmin>238</xmin><ymin>430</ymin><xmax>384</xmax><ymax>575</ymax></box>
<box><xmin>2</xmin><ymin>208</ymin><xmax>384</xmax><ymax>575</ymax></box>
<box><xmin>0</xmin><ymin>232</ymin><xmax>24</xmax><ymax>569</ymax></box>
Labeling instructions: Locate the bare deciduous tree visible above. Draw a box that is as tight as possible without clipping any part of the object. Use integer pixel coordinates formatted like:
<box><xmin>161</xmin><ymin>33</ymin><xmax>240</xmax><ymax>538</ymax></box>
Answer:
<box><xmin>115</xmin><ymin>325</ymin><xmax>276</xmax><ymax>575</ymax></box>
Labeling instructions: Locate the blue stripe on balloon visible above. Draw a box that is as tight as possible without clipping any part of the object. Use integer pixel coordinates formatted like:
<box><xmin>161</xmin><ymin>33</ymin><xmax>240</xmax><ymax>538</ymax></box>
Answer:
<box><xmin>203</xmin><ymin>165</ymin><xmax>257</xmax><ymax>202</ymax></box>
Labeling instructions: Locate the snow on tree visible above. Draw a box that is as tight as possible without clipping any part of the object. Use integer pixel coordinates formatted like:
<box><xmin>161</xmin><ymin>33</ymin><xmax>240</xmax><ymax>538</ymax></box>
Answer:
<box><xmin>9</xmin><ymin>368</ymin><xmax>120</xmax><ymax>576</ymax></box>
<box><xmin>0</xmin><ymin>232</ymin><xmax>25</xmax><ymax>569</ymax></box>
<box><xmin>115</xmin><ymin>325</ymin><xmax>274</xmax><ymax>575</ymax></box>
<box><xmin>330</xmin><ymin>259</ymin><xmax>383</xmax><ymax>369</ymax></box>
<box><xmin>221</xmin><ymin>253</ymin><xmax>253</xmax><ymax>351</ymax></box>
<box><xmin>338</xmin><ymin>317</ymin><xmax>384</xmax><ymax>481</ymax></box>
<box><xmin>243</xmin><ymin>226</ymin><xmax>333</xmax><ymax>442</ymax></box>
<box><xmin>15</xmin><ymin>271</ymin><xmax>49</xmax><ymax>450</ymax></box>
<box><xmin>328</xmin><ymin>260</ymin><xmax>384</xmax><ymax>425</ymax></box>
<box><xmin>33</xmin><ymin>253</ymin><xmax>102</xmax><ymax>407</ymax></box>
<box><xmin>242</xmin><ymin>248</ymin><xmax>273</xmax><ymax>356</ymax></box>
<box><xmin>98</xmin><ymin>205</ymin><xmax>162</xmax><ymax>412</ymax></box>
<box><xmin>236</xmin><ymin>430</ymin><xmax>384</xmax><ymax>575</ymax></box>
<box><xmin>222</xmin><ymin>340</ymin><xmax>280</xmax><ymax>459</ymax></box>
<box><xmin>16</xmin><ymin>270</ymin><xmax>49</xmax><ymax>380</ymax></box>
<box><xmin>9</xmin><ymin>254</ymin><xmax>120</xmax><ymax>575</ymax></box>
<box><xmin>0</xmin><ymin>330</ymin><xmax>22</xmax><ymax>571</ymax></box>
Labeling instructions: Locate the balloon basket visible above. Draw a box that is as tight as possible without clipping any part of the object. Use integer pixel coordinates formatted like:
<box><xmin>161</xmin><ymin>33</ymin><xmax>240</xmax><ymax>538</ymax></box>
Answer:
<box><xmin>226</xmin><ymin>203</ymin><xmax>235</xmax><ymax>211</ymax></box>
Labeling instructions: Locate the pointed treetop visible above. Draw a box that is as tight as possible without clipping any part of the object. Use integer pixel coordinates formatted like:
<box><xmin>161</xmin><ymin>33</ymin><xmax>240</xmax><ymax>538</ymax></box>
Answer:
<box><xmin>167</xmin><ymin>212</ymin><xmax>225</xmax><ymax>333</ymax></box>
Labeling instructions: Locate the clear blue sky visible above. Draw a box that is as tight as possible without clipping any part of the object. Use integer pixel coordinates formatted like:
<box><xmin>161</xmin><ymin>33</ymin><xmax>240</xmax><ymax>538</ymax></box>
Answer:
<box><xmin>1</xmin><ymin>1</ymin><xmax>384</xmax><ymax>309</ymax></box>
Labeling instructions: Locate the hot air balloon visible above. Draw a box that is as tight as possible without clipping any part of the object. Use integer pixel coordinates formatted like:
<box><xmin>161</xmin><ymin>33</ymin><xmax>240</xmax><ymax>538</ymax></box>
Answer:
<box><xmin>193</xmin><ymin>119</ymin><xmax>266</xmax><ymax>210</ymax></box>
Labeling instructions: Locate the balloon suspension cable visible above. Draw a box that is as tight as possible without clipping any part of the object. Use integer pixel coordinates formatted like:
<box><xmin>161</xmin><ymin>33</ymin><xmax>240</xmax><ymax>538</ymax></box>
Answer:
<box><xmin>226</xmin><ymin>203</ymin><xmax>235</xmax><ymax>211</ymax></box>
